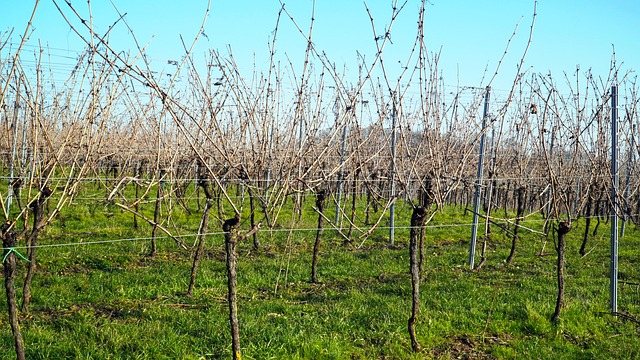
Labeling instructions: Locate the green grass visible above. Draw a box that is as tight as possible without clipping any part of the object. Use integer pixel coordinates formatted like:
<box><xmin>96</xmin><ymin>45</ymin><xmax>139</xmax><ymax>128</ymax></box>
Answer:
<box><xmin>1</xmin><ymin>183</ymin><xmax>640</xmax><ymax>359</ymax></box>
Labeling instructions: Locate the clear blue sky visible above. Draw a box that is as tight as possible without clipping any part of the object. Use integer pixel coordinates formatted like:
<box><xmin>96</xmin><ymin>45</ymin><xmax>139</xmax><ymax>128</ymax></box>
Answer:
<box><xmin>3</xmin><ymin>1</ymin><xmax>638</xmax><ymax>96</ymax></box>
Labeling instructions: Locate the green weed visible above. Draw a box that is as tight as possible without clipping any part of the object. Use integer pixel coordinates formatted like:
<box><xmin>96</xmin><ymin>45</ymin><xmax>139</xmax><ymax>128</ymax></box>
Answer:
<box><xmin>0</xmin><ymin>186</ymin><xmax>639</xmax><ymax>359</ymax></box>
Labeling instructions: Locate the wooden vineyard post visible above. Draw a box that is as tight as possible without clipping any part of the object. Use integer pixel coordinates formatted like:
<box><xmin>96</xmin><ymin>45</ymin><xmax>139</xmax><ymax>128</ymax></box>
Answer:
<box><xmin>2</xmin><ymin>224</ymin><xmax>26</xmax><ymax>360</ymax></box>
<box><xmin>408</xmin><ymin>206</ymin><xmax>428</xmax><ymax>352</ymax></box>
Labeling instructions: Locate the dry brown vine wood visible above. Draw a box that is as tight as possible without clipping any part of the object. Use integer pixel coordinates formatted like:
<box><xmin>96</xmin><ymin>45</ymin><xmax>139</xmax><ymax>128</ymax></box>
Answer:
<box><xmin>408</xmin><ymin>205</ymin><xmax>428</xmax><ymax>352</ymax></box>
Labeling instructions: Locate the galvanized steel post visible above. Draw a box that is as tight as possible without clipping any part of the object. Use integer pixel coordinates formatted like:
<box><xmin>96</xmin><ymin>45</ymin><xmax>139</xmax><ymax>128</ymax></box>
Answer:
<box><xmin>610</xmin><ymin>84</ymin><xmax>619</xmax><ymax>313</ymax></box>
<box><xmin>389</xmin><ymin>93</ymin><xmax>397</xmax><ymax>245</ymax></box>
<box><xmin>469</xmin><ymin>86</ymin><xmax>490</xmax><ymax>269</ymax></box>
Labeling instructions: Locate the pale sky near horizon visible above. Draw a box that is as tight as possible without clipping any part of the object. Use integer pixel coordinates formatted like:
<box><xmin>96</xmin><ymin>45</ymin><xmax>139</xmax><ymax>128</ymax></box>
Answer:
<box><xmin>2</xmin><ymin>1</ymin><xmax>639</xmax><ymax>100</ymax></box>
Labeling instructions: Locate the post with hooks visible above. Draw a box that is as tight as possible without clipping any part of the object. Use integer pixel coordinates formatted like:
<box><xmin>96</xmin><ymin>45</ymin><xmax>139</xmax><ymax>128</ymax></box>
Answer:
<box><xmin>610</xmin><ymin>84</ymin><xmax>619</xmax><ymax>313</ymax></box>
<box><xmin>468</xmin><ymin>86</ymin><xmax>490</xmax><ymax>269</ymax></box>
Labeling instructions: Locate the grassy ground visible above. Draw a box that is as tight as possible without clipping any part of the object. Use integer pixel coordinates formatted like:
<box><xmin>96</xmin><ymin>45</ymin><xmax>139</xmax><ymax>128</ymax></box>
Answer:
<box><xmin>1</xmin><ymin>186</ymin><xmax>640</xmax><ymax>359</ymax></box>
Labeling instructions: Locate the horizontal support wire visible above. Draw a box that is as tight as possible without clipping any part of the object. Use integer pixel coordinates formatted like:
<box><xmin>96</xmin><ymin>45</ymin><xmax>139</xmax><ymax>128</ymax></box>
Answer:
<box><xmin>1</xmin><ymin>214</ymin><xmax>626</xmax><ymax>252</ymax></box>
